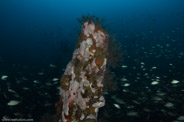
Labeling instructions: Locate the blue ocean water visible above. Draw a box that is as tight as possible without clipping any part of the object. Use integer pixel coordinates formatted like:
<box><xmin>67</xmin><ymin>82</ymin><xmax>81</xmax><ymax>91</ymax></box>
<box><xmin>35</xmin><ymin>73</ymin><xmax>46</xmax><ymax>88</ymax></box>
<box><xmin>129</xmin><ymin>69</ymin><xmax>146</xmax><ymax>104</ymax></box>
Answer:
<box><xmin>0</xmin><ymin>0</ymin><xmax>184</xmax><ymax>121</ymax></box>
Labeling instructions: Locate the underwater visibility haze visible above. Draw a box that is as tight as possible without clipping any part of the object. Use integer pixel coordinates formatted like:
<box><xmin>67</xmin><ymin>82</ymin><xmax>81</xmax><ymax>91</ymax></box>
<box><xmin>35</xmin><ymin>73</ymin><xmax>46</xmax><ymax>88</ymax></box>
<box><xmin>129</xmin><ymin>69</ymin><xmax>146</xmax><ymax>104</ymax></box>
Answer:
<box><xmin>0</xmin><ymin>0</ymin><xmax>184</xmax><ymax>122</ymax></box>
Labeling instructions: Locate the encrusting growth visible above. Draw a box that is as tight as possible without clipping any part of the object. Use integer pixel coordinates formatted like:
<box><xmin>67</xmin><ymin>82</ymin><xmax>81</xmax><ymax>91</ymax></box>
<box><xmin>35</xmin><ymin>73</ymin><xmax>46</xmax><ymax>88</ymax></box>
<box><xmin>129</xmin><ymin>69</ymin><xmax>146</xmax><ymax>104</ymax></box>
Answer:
<box><xmin>56</xmin><ymin>16</ymin><xmax>110</xmax><ymax>122</ymax></box>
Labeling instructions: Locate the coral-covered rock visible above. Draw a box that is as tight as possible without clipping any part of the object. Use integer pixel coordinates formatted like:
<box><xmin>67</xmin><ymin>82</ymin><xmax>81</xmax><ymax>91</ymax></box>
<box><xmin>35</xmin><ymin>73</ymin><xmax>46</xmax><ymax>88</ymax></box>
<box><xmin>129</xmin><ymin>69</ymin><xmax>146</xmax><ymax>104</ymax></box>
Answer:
<box><xmin>56</xmin><ymin>19</ymin><xmax>109</xmax><ymax>122</ymax></box>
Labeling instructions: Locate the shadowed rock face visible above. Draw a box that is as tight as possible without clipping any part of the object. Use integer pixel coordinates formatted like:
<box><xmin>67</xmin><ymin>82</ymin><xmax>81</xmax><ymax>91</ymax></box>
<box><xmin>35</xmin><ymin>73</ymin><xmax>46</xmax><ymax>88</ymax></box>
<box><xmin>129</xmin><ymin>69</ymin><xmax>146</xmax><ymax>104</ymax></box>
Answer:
<box><xmin>56</xmin><ymin>20</ymin><xmax>110</xmax><ymax>122</ymax></box>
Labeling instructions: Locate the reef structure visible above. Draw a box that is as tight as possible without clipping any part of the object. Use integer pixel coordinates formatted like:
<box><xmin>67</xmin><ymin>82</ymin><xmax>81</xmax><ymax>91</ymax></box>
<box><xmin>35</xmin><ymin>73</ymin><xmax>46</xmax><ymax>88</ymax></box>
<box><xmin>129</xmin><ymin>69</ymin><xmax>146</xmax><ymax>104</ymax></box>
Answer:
<box><xmin>56</xmin><ymin>17</ymin><xmax>110</xmax><ymax>122</ymax></box>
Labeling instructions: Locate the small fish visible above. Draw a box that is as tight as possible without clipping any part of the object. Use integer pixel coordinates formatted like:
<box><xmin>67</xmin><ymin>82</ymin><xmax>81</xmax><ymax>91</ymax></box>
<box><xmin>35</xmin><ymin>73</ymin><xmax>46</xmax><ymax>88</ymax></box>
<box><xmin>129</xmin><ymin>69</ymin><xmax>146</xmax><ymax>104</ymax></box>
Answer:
<box><xmin>1</xmin><ymin>75</ymin><xmax>8</xmax><ymax>80</ymax></box>
<box><xmin>14</xmin><ymin>93</ymin><xmax>20</xmax><ymax>98</ymax></box>
<box><xmin>7</xmin><ymin>100</ymin><xmax>20</xmax><ymax>106</ymax></box>
<box><xmin>113</xmin><ymin>104</ymin><xmax>121</xmax><ymax>109</ymax></box>
<box><xmin>151</xmin><ymin>66</ymin><xmax>157</xmax><ymax>69</ymax></box>
<box><xmin>52</xmin><ymin>78</ymin><xmax>59</xmax><ymax>81</ymax></box>
<box><xmin>177</xmin><ymin>116</ymin><xmax>184</xmax><ymax>121</ymax></box>
<box><xmin>22</xmin><ymin>77</ymin><xmax>28</xmax><ymax>80</ymax></box>
<box><xmin>156</xmin><ymin>92</ymin><xmax>166</xmax><ymax>96</ymax></box>
<box><xmin>121</xmin><ymin>65</ymin><xmax>128</xmax><ymax>68</ymax></box>
<box><xmin>8</xmin><ymin>89</ymin><xmax>16</xmax><ymax>94</ymax></box>
<box><xmin>62</xmin><ymin>69</ymin><xmax>65</xmax><ymax>71</ymax></box>
<box><xmin>33</xmin><ymin>80</ymin><xmax>40</xmax><ymax>84</ymax></box>
<box><xmin>124</xmin><ymin>83</ymin><xmax>130</xmax><ymax>87</ymax></box>
<box><xmin>114</xmin><ymin>98</ymin><xmax>125</xmax><ymax>104</ymax></box>
<box><xmin>56</xmin><ymin>86</ymin><xmax>60</xmax><ymax>90</ymax></box>
<box><xmin>46</xmin><ymin>82</ymin><xmax>52</xmax><ymax>86</ymax></box>
<box><xmin>120</xmin><ymin>78</ymin><xmax>128</xmax><ymax>82</ymax></box>
<box><xmin>127</xmin><ymin>111</ymin><xmax>138</xmax><ymax>116</ymax></box>
<box><xmin>103</xmin><ymin>91</ymin><xmax>109</xmax><ymax>95</ymax></box>
<box><xmin>38</xmin><ymin>72</ymin><xmax>44</xmax><ymax>75</ymax></box>
<box><xmin>143</xmin><ymin>108</ymin><xmax>151</xmax><ymax>112</ymax></box>
<box><xmin>151</xmin><ymin>81</ymin><xmax>159</xmax><ymax>85</ymax></box>
<box><xmin>164</xmin><ymin>102</ymin><xmax>174</xmax><ymax>108</ymax></box>
<box><xmin>22</xmin><ymin>87</ymin><xmax>29</xmax><ymax>90</ymax></box>
<box><xmin>132</xmin><ymin>100</ymin><xmax>140</xmax><ymax>105</ymax></box>
<box><xmin>49</xmin><ymin>64</ymin><xmax>56</xmax><ymax>68</ymax></box>
<box><xmin>153</xmin><ymin>96</ymin><xmax>162</xmax><ymax>101</ymax></box>
<box><xmin>171</xmin><ymin>80</ymin><xmax>180</xmax><ymax>84</ymax></box>
<box><xmin>140</xmin><ymin>62</ymin><xmax>145</xmax><ymax>65</ymax></box>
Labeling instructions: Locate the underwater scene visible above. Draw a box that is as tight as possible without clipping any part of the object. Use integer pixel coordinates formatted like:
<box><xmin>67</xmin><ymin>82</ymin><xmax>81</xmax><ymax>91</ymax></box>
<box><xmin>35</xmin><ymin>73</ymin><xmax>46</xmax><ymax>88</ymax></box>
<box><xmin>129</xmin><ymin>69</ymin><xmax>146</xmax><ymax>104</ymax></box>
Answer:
<box><xmin>0</xmin><ymin>0</ymin><xmax>184</xmax><ymax>122</ymax></box>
